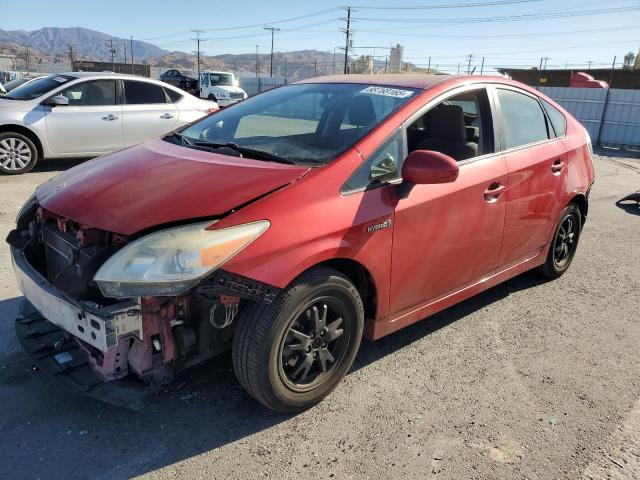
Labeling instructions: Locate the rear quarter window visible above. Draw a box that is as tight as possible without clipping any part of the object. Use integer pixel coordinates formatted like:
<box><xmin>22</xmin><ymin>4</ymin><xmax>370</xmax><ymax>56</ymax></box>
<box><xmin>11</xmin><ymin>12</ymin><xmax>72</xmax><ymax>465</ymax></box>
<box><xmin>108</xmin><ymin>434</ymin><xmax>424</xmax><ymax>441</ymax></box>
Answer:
<box><xmin>541</xmin><ymin>98</ymin><xmax>567</xmax><ymax>138</ymax></box>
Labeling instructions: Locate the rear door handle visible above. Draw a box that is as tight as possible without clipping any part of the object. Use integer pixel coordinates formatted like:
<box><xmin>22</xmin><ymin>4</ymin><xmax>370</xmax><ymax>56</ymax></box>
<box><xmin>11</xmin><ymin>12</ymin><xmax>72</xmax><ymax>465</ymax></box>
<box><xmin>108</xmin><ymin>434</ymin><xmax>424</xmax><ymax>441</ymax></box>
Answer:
<box><xmin>102</xmin><ymin>114</ymin><xmax>118</xmax><ymax>121</ymax></box>
<box><xmin>484</xmin><ymin>182</ymin><xmax>506</xmax><ymax>202</ymax></box>
<box><xmin>551</xmin><ymin>159</ymin><xmax>565</xmax><ymax>173</ymax></box>
<box><xmin>160</xmin><ymin>113</ymin><xmax>174</xmax><ymax>119</ymax></box>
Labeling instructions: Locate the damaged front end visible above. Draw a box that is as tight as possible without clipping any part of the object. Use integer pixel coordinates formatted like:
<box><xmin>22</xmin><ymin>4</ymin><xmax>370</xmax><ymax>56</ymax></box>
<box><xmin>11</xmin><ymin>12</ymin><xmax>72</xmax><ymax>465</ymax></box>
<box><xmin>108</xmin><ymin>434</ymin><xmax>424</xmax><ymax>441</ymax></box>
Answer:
<box><xmin>8</xmin><ymin>204</ymin><xmax>278</xmax><ymax>408</ymax></box>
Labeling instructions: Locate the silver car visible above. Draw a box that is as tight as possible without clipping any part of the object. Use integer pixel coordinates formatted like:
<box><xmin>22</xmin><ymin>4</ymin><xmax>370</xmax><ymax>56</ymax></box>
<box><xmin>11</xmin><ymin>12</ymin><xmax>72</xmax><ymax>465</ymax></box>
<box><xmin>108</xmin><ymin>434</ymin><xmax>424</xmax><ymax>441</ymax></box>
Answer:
<box><xmin>0</xmin><ymin>72</ymin><xmax>218</xmax><ymax>174</ymax></box>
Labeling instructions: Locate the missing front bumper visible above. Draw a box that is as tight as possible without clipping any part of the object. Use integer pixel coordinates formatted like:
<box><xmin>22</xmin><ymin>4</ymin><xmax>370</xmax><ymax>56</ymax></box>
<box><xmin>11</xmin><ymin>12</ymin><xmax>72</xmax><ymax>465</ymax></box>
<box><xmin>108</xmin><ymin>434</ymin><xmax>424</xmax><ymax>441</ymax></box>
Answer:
<box><xmin>16</xmin><ymin>300</ymin><xmax>158</xmax><ymax>409</ymax></box>
<box><xmin>11</xmin><ymin>246</ymin><xmax>142</xmax><ymax>352</ymax></box>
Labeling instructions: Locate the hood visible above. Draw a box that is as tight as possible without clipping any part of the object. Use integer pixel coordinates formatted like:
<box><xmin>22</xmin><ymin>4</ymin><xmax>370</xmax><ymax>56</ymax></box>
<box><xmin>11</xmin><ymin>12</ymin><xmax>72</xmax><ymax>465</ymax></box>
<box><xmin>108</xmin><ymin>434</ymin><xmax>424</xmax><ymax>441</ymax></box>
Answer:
<box><xmin>36</xmin><ymin>139</ymin><xmax>309</xmax><ymax>235</ymax></box>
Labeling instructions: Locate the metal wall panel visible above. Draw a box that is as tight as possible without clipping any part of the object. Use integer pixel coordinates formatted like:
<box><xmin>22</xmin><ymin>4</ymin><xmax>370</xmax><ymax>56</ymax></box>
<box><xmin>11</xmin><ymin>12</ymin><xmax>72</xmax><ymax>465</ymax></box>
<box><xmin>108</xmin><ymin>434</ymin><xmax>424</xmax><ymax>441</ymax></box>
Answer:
<box><xmin>538</xmin><ymin>86</ymin><xmax>639</xmax><ymax>149</ymax></box>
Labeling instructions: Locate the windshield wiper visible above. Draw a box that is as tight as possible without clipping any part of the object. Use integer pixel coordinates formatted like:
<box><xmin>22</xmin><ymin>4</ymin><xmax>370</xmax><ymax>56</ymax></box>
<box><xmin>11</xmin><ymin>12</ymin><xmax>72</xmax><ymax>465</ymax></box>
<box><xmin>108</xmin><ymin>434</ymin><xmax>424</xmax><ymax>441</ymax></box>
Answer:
<box><xmin>191</xmin><ymin>141</ymin><xmax>297</xmax><ymax>165</ymax></box>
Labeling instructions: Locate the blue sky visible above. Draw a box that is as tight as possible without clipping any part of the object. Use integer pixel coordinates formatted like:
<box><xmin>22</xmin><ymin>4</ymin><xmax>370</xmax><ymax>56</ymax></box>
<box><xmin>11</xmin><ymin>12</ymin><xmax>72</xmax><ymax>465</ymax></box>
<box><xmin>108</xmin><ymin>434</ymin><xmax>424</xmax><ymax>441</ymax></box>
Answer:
<box><xmin>2</xmin><ymin>0</ymin><xmax>639</xmax><ymax>73</ymax></box>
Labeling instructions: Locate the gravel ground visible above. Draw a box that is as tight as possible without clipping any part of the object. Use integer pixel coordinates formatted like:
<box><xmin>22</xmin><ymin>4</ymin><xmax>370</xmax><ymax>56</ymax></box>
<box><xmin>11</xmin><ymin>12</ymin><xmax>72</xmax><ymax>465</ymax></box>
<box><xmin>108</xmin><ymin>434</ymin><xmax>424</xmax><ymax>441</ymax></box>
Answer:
<box><xmin>0</xmin><ymin>153</ymin><xmax>639</xmax><ymax>480</ymax></box>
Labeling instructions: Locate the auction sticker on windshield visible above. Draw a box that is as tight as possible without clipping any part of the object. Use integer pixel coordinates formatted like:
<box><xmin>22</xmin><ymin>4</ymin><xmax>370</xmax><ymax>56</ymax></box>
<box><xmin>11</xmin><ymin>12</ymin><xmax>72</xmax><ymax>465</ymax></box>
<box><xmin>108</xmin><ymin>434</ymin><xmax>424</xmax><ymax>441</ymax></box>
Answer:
<box><xmin>360</xmin><ymin>86</ymin><xmax>414</xmax><ymax>98</ymax></box>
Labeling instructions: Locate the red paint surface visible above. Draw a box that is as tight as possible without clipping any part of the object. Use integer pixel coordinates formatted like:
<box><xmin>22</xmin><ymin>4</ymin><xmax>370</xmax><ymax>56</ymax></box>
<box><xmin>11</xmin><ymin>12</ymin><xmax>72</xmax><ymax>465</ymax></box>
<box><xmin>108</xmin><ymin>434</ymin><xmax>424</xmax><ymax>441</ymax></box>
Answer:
<box><xmin>36</xmin><ymin>139</ymin><xmax>308</xmax><ymax>234</ymax></box>
<box><xmin>35</xmin><ymin>75</ymin><xmax>595</xmax><ymax>339</ymax></box>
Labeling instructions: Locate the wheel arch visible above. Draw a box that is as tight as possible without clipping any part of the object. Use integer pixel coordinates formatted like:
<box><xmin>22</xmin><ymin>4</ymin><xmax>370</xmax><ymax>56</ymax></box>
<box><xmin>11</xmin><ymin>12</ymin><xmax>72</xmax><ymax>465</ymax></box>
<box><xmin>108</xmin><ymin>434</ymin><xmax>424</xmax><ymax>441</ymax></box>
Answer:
<box><xmin>567</xmin><ymin>193</ymin><xmax>588</xmax><ymax>225</ymax></box>
<box><xmin>0</xmin><ymin>124</ymin><xmax>44</xmax><ymax>159</ymax></box>
<box><xmin>310</xmin><ymin>258</ymin><xmax>378</xmax><ymax>335</ymax></box>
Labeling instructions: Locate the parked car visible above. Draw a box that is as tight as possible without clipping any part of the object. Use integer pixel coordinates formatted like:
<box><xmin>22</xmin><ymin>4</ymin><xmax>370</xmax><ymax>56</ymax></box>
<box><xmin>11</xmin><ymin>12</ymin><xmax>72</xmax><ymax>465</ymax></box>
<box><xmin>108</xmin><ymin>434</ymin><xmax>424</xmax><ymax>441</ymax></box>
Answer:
<box><xmin>8</xmin><ymin>74</ymin><xmax>594</xmax><ymax>412</ymax></box>
<box><xmin>199</xmin><ymin>70</ymin><xmax>247</xmax><ymax>106</ymax></box>
<box><xmin>159</xmin><ymin>69</ymin><xmax>198</xmax><ymax>93</ymax></box>
<box><xmin>0</xmin><ymin>72</ymin><xmax>218</xmax><ymax>174</ymax></box>
<box><xmin>0</xmin><ymin>75</ymin><xmax>46</xmax><ymax>93</ymax></box>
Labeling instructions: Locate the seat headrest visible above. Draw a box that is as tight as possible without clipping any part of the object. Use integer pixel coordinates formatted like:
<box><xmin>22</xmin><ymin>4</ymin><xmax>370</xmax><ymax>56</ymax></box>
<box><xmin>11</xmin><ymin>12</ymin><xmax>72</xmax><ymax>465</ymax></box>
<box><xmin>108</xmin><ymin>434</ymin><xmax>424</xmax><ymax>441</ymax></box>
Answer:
<box><xmin>431</xmin><ymin>104</ymin><xmax>466</xmax><ymax>141</ymax></box>
<box><xmin>82</xmin><ymin>84</ymin><xmax>104</xmax><ymax>106</ymax></box>
<box><xmin>347</xmin><ymin>95</ymin><xmax>377</xmax><ymax>127</ymax></box>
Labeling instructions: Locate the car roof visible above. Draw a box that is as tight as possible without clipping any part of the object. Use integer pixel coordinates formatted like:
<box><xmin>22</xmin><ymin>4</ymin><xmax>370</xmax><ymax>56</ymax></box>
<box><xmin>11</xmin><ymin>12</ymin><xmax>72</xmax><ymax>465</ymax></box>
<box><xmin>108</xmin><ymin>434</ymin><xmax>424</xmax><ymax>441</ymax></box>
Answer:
<box><xmin>295</xmin><ymin>73</ymin><xmax>519</xmax><ymax>90</ymax></box>
<box><xmin>51</xmin><ymin>71</ymin><xmax>159</xmax><ymax>80</ymax></box>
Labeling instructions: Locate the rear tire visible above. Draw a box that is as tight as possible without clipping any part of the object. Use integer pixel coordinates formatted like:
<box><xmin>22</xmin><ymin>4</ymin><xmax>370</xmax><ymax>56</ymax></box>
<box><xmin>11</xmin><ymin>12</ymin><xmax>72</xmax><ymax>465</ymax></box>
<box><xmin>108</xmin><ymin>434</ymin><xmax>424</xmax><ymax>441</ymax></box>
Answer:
<box><xmin>0</xmin><ymin>132</ymin><xmax>38</xmax><ymax>175</ymax></box>
<box><xmin>537</xmin><ymin>203</ymin><xmax>582</xmax><ymax>279</ymax></box>
<box><xmin>232</xmin><ymin>267</ymin><xmax>364</xmax><ymax>412</ymax></box>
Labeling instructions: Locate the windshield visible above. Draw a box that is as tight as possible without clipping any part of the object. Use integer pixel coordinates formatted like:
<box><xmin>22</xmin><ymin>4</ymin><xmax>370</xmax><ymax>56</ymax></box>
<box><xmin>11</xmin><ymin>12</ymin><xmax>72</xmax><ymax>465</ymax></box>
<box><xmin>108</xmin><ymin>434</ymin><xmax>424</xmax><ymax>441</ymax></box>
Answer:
<box><xmin>209</xmin><ymin>73</ymin><xmax>234</xmax><ymax>86</ymax></box>
<box><xmin>2</xmin><ymin>78</ymin><xmax>30</xmax><ymax>92</ymax></box>
<box><xmin>3</xmin><ymin>74</ymin><xmax>75</xmax><ymax>100</ymax></box>
<box><xmin>175</xmin><ymin>83</ymin><xmax>418</xmax><ymax>165</ymax></box>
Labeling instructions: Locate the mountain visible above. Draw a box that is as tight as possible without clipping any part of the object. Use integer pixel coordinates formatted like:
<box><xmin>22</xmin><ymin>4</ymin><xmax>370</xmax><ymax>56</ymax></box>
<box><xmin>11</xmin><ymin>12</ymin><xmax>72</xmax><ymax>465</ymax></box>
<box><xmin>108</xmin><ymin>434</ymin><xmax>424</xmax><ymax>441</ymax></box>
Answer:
<box><xmin>0</xmin><ymin>27</ymin><xmax>168</xmax><ymax>61</ymax></box>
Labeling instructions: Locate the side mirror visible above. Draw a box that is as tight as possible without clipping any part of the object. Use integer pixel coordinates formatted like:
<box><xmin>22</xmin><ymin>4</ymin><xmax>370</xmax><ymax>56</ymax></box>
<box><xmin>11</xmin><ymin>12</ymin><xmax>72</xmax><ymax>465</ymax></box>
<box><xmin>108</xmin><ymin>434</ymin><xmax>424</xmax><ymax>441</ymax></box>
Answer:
<box><xmin>401</xmin><ymin>150</ymin><xmax>459</xmax><ymax>185</ymax></box>
<box><xmin>44</xmin><ymin>95</ymin><xmax>69</xmax><ymax>107</ymax></box>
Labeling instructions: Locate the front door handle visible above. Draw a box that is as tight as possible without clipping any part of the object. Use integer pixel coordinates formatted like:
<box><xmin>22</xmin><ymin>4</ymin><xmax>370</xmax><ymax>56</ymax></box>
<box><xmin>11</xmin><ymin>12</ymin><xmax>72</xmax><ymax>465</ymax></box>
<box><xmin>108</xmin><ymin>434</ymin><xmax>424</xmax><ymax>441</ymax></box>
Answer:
<box><xmin>102</xmin><ymin>114</ymin><xmax>119</xmax><ymax>121</ymax></box>
<box><xmin>551</xmin><ymin>159</ymin><xmax>565</xmax><ymax>174</ymax></box>
<box><xmin>484</xmin><ymin>182</ymin><xmax>506</xmax><ymax>202</ymax></box>
<box><xmin>160</xmin><ymin>113</ymin><xmax>174</xmax><ymax>119</ymax></box>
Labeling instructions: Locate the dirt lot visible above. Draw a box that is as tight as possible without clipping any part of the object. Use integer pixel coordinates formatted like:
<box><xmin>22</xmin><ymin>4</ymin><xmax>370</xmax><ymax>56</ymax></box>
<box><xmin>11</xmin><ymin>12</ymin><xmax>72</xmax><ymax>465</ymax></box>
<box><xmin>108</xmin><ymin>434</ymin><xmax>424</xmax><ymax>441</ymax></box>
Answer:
<box><xmin>0</xmin><ymin>153</ymin><xmax>639</xmax><ymax>480</ymax></box>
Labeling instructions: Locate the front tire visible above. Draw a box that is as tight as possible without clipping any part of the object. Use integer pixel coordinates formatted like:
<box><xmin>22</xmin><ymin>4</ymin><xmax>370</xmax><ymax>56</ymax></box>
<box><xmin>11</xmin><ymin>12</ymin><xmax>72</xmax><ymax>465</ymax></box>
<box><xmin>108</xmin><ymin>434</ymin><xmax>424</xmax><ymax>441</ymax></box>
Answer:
<box><xmin>537</xmin><ymin>203</ymin><xmax>582</xmax><ymax>278</ymax></box>
<box><xmin>0</xmin><ymin>132</ymin><xmax>38</xmax><ymax>175</ymax></box>
<box><xmin>232</xmin><ymin>267</ymin><xmax>364</xmax><ymax>412</ymax></box>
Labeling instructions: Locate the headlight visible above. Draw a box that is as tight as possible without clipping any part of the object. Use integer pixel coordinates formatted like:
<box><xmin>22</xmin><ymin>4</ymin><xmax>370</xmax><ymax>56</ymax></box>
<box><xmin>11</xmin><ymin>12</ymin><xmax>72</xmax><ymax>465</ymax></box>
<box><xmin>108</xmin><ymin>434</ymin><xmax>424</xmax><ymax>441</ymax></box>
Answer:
<box><xmin>215</xmin><ymin>92</ymin><xmax>229</xmax><ymax>98</ymax></box>
<box><xmin>94</xmin><ymin>220</ymin><xmax>269</xmax><ymax>298</ymax></box>
<box><xmin>16</xmin><ymin>193</ymin><xmax>37</xmax><ymax>223</ymax></box>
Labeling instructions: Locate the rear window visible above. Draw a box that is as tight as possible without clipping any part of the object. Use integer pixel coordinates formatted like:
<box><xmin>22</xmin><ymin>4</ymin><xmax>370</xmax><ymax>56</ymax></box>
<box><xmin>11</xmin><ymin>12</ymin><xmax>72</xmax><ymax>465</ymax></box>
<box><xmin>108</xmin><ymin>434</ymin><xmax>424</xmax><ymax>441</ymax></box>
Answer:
<box><xmin>124</xmin><ymin>81</ymin><xmax>167</xmax><ymax>104</ymax></box>
<box><xmin>541</xmin><ymin>98</ymin><xmax>567</xmax><ymax>138</ymax></box>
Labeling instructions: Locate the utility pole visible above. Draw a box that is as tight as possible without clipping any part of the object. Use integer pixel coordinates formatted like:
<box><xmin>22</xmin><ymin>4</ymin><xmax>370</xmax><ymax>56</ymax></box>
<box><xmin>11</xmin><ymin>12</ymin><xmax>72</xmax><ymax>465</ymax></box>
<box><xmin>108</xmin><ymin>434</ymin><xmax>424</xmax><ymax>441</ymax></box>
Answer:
<box><xmin>341</xmin><ymin>6</ymin><xmax>352</xmax><ymax>74</ymax></box>
<box><xmin>123</xmin><ymin>41</ymin><xmax>127</xmax><ymax>64</ymax></box>
<box><xmin>608</xmin><ymin>55</ymin><xmax>616</xmax><ymax>87</ymax></box>
<box><xmin>255</xmin><ymin>45</ymin><xmax>259</xmax><ymax>78</ymax></box>
<box><xmin>480</xmin><ymin>57</ymin><xmax>485</xmax><ymax>75</ymax></box>
<box><xmin>191</xmin><ymin>30</ymin><xmax>205</xmax><ymax>80</ymax></box>
<box><xmin>427</xmin><ymin>56</ymin><xmax>431</xmax><ymax>73</ymax></box>
<box><xmin>466</xmin><ymin>54</ymin><xmax>474</xmax><ymax>74</ymax></box>
<box><xmin>314</xmin><ymin>57</ymin><xmax>317</xmax><ymax>76</ymax></box>
<box><xmin>263</xmin><ymin>26</ymin><xmax>280</xmax><ymax>77</ymax></box>
<box><xmin>24</xmin><ymin>46</ymin><xmax>30</xmax><ymax>72</ymax></box>
<box><xmin>457</xmin><ymin>63</ymin><xmax>460</xmax><ymax>75</ymax></box>
<box><xmin>543</xmin><ymin>57</ymin><xmax>549</xmax><ymax>70</ymax></box>
<box><xmin>284</xmin><ymin>58</ymin><xmax>287</xmax><ymax>83</ymax></box>
<box><xmin>537</xmin><ymin>57</ymin><xmax>543</xmax><ymax>84</ymax></box>
<box><xmin>105</xmin><ymin>40</ymin><xmax>116</xmax><ymax>71</ymax></box>
<box><xmin>130</xmin><ymin>36</ymin><xmax>134</xmax><ymax>73</ymax></box>
<box><xmin>67</xmin><ymin>44</ymin><xmax>75</xmax><ymax>68</ymax></box>
<box><xmin>587</xmin><ymin>60</ymin><xmax>593</xmax><ymax>71</ymax></box>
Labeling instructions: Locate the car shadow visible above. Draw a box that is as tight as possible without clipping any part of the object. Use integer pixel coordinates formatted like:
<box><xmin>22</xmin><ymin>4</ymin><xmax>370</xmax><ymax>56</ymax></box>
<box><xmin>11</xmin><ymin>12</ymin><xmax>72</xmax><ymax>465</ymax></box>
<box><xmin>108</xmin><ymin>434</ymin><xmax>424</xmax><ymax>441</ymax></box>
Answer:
<box><xmin>0</xmin><ymin>271</ymin><xmax>548</xmax><ymax>479</ymax></box>
<box><xmin>33</xmin><ymin>157</ymin><xmax>91</xmax><ymax>173</ymax></box>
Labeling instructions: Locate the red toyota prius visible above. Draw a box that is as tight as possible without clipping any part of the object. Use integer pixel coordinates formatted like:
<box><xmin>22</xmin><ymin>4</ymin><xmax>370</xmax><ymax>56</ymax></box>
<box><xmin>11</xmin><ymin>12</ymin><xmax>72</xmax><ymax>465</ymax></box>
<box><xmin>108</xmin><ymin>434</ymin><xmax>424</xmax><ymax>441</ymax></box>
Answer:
<box><xmin>8</xmin><ymin>74</ymin><xmax>594</xmax><ymax>411</ymax></box>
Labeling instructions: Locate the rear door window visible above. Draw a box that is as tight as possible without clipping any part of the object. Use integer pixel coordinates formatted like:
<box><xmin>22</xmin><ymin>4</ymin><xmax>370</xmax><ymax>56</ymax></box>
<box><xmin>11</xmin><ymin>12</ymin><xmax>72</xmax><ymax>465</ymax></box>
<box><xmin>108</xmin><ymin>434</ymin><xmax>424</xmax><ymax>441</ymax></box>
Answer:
<box><xmin>124</xmin><ymin>80</ymin><xmax>167</xmax><ymax>104</ymax></box>
<box><xmin>496</xmin><ymin>88</ymin><xmax>550</xmax><ymax>149</ymax></box>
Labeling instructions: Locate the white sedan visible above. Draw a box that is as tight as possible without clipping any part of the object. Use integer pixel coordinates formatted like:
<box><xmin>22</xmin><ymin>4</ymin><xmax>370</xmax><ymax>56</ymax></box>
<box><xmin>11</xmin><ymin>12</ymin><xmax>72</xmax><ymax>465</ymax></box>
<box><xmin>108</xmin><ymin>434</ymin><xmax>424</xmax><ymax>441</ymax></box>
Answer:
<box><xmin>0</xmin><ymin>72</ymin><xmax>218</xmax><ymax>174</ymax></box>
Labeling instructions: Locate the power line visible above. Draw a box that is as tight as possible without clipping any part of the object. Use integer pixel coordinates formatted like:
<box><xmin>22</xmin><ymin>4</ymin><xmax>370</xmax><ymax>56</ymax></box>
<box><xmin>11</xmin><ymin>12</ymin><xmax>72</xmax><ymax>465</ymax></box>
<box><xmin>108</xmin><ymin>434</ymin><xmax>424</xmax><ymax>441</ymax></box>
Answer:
<box><xmin>351</xmin><ymin>5</ymin><xmax>640</xmax><ymax>25</ymax></box>
<box><xmin>354</xmin><ymin>25</ymin><xmax>639</xmax><ymax>39</ymax></box>
<box><xmin>140</xmin><ymin>8</ymin><xmax>338</xmax><ymax>40</ymax></box>
<box><xmin>351</xmin><ymin>0</ymin><xmax>541</xmax><ymax>9</ymax></box>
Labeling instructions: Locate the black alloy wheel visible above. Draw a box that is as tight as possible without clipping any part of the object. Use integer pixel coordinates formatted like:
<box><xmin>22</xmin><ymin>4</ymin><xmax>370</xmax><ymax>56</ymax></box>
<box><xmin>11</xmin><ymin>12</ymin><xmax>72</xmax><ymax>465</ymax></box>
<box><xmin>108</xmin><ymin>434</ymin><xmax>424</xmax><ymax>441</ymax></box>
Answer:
<box><xmin>538</xmin><ymin>203</ymin><xmax>582</xmax><ymax>278</ymax></box>
<box><xmin>232</xmin><ymin>266</ymin><xmax>364</xmax><ymax>412</ymax></box>
<box><xmin>279</xmin><ymin>299</ymin><xmax>348</xmax><ymax>391</ymax></box>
